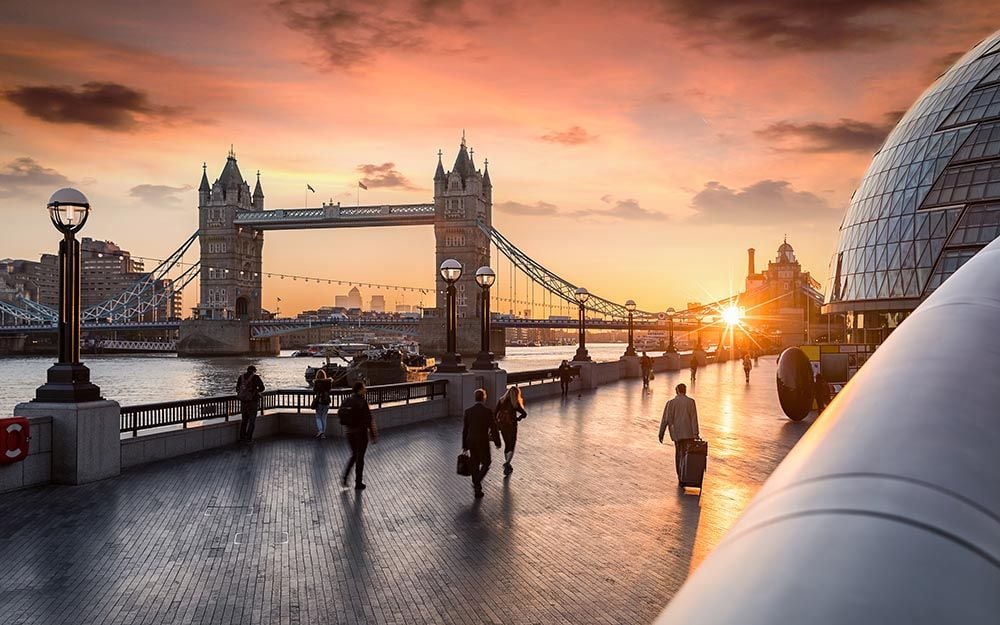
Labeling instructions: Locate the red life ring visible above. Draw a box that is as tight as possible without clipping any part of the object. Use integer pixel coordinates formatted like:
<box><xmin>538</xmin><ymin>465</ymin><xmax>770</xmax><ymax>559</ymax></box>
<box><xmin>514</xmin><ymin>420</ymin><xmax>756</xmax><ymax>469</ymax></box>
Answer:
<box><xmin>1</xmin><ymin>417</ymin><xmax>30</xmax><ymax>464</ymax></box>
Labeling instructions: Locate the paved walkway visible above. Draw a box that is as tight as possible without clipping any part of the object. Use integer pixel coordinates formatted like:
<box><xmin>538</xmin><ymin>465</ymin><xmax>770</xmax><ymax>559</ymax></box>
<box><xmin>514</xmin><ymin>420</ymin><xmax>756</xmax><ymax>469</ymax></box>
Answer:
<box><xmin>1</xmin><ymin>358</ymin><xmax>817</xmax><ymax>625</ymax></box>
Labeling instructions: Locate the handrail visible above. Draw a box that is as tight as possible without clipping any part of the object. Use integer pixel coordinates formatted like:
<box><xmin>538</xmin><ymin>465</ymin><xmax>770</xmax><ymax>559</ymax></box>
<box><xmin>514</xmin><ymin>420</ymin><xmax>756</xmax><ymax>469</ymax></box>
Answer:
<box><xmin>506</xmin><ymin>366</ymin><xmax>580</xmax><ymax>386</ymax></box>
<box><xmin>120</xmin><ymin>380</ymin><xmax>448</xmax><ymax>437</ymax></box>
<box><xmin>655</xmin><ymin>238</ymin><xmax>1000</xmax><ymax>623</ymax></box>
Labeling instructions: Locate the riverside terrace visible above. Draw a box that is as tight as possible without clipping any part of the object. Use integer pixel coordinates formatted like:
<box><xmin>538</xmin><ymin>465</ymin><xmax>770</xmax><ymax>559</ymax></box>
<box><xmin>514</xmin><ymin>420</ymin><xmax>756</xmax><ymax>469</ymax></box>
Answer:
<box><xmin>0</xmin><ymin>357</ymin><xmax>816</xmax><ymax>625</ymax></box>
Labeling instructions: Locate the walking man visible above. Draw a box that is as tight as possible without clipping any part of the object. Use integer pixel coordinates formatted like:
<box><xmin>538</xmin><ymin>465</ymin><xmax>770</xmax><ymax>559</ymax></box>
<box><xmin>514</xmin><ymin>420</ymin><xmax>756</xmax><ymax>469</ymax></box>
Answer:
<box><xmin>236</xmin><ymin>365</ymin><xmax>264</xmax><ymax>444</ymax></box>
<box><xmin>341</xmin><ymin>382</ymin><xmax>378</xmax><ymax>490</ymax></box>
<box><xmin>463</xmin><ymin>388</ymin><xmax>501</xmax><ymax>498</ymax></box>
<box><xmin>690</xmin><ymin>355</ymin><xmax>699</xmax><ymax>381</ymax></box>
<box><xmin>659</xmin><ymin>383</ymin><xmax>700</xmax><ymax>484</ymax></box>
<box><xmin>742</xmin><ymin>353</ymin><xmax>753</xmax><ymax>383</ymax></box>
<box><xmin>640</xmin><ymin>352</ymin><xmax>653</xmax><ymax>389</ymax></box>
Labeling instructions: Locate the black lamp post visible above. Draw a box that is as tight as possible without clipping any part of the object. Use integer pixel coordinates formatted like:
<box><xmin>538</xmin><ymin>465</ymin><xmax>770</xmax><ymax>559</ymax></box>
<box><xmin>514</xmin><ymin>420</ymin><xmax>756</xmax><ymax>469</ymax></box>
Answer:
<box><xmin>623</xmin><ymin>299</ymin><xmax>637</xmax><ymax>357</ymax></box>
<box><xmin>472</xmin><ymin>266</ymin><xmax>497</xmax><ymax>370</ymax></box>
<box><xmin>666</xmin><ymin>307</ymin><xmax>676</xmax><ymax>352</ymax></box>
<box><xmin>573</xmin><ymin>287</ymin><xmax>591</xmax><ymax>362</ymax></box>
<box><xmin>35</xmin><ymin>188</ymin><xmax>102</xmax><ymax>403</ymax></box>
<box><xmin>438</xmin><ymin>258</ymin><xmax>466</xmax><ymax>372</ymax></box>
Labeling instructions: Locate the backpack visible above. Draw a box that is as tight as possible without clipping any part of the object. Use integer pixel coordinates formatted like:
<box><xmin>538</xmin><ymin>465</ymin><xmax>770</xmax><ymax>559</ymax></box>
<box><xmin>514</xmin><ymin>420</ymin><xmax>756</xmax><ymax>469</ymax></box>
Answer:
<box><xmin>338</xmin><ymin>399</ymin><xmax>358</xmax><ymax>427</ymax></box>
<box><xmin>237</xmin><ymin>374</ymin><xmax>257</xmax><ymax>402</ymax></box>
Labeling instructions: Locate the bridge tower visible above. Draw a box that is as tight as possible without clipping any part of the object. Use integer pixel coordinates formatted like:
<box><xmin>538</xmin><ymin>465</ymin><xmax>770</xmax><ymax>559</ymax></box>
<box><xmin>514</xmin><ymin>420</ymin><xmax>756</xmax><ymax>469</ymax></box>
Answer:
<box><xmin>424</xmin><ymin>135</ymin><xmax>502</xmax><ymax>357</ymax></box>
<box><xmin>179</xmin><ymin>150</ymin><xmax>272</xmax><ymax>356</ymax></box>
<box><xmin>434</xmin><ymin>135</ymin><xmax>491</xmax><ymax>315</ymax></box>
<box><xmin>195</xmin><ymin>149</ymin><xmax>264</xmax><ymax>321</ymax></box>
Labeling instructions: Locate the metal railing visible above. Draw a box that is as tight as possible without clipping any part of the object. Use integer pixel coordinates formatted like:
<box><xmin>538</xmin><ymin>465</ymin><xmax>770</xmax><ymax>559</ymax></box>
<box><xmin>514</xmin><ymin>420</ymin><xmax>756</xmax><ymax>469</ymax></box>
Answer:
<box><xmin>120</xmin><ymin>379</ymin><xmax>447</xmax><ymax>437</ymax></box>
<box><xmin>506</xmin><ymin>366</ymin><xmax>580</xmax><ymax>386</ymax></box>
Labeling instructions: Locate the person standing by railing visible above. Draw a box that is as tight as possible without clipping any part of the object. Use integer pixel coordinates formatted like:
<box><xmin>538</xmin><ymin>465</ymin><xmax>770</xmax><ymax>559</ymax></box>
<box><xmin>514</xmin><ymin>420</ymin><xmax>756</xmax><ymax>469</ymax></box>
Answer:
<box><xmin>341</xmin><ymin>382</ymin><xmax>378</xmax><ymax>490</ymax></box>
<box><xmin>558</xmin><ymin>360</ymin><xmax>573</xmax><ymax>397</ymax></box>
<box><xmin>312</xmin><ymin>369</ymin><xmax>333</xmax><ymax>439</ymax></box>
<box><xmin>496</xmin><ymin>386</ymin><xmax>528</xmax><ymax>476</ymax></box>
<box><xmin>640</xmin><ymin>352</ymin><xmax>653</xmax><ymax>388</ymax></box>
<box><xmin>236</xmin><ymin>365</ymin><xmax>265</xmax><ymax>445</ymax></box>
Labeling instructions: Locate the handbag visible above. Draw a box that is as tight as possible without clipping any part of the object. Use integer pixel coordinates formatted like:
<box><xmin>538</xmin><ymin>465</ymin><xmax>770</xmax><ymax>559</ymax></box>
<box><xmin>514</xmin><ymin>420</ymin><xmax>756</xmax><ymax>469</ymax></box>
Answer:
<box><xmin>649</xmin><ymin>370</ymin><xmax>655</xmax><ymax>381</ymax></box>
<box><xmin>456</xmin><ymin>451</ymin><xmax>472</xmax><ymax>476</ymax></box>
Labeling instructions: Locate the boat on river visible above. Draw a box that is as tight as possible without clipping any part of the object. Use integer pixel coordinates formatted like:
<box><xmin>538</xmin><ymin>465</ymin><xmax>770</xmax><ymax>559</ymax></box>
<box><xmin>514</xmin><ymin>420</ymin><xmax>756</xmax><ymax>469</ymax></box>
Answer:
<box><xmin>304</xmin><ymin>342</ymin><xmax>436</xmax><ymax>388</ymax></box>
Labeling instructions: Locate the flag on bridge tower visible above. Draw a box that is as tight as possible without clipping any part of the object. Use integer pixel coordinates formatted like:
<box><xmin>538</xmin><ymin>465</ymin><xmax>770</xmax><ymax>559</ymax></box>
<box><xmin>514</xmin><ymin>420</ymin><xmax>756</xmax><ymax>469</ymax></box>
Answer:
<box><xmin>358</xmin><ymin>181</ymin><xmax>368</xmax><ymax>190</ymax></box>
<box><xmin>306</xmin><ymin>184</ymin><xmax>315</xmax><ymax>192</ymax></box>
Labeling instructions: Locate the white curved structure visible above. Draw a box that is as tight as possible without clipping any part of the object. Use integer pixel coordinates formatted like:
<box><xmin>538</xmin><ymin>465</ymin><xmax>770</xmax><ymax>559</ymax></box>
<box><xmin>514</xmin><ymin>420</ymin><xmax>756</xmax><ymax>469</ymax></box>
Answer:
<box><xmin>656</xmin><ymin>237</ymin><xmax>1000</xmax><ymax>623</ymax></box>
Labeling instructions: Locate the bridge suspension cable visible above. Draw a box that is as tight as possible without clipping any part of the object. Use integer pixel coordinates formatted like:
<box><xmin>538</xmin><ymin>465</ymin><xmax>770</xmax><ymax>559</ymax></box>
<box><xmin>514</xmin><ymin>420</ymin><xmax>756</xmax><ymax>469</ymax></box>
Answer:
<box><xmin>485</xmin><ymin>224</ymin><xmax>653</xmax><ymax>319</ymax></box>
<box><xmin>83</xmin><ymin>231</ymin><xmax>200</xmax><ymax>323</ymax></box>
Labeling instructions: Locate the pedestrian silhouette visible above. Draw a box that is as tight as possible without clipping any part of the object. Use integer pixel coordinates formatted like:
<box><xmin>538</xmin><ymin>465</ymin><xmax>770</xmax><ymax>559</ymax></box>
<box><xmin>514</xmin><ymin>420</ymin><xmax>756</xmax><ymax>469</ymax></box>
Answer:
<box><xmin>341</xmin><ymin>382</ymin><xmax>378</xmax><ymax>490</ymax></box>
<box><xmin>236</xmin><ymin>365</ymin><xmax>264</xmax><ymax>444</ymax></box>
<box><xmin>462</xmin><ymin>388</ymin><xmax>501</xmax><ymax>498</ymax></box>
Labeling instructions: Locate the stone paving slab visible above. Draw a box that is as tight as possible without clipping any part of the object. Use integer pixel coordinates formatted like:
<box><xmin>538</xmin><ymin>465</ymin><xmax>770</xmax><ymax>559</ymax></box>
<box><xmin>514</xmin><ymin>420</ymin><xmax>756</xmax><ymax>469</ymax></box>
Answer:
<box><xmin>0</xmin><ymin>358</ymin><xmax>816</xmax><ymax>625</ymax></box>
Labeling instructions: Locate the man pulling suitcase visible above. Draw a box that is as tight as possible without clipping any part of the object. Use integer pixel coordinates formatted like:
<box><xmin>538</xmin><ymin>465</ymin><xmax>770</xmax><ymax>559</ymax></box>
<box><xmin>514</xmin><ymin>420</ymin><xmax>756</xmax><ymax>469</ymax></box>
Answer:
<box><xmin>659</xmin><ymin>383</ymin><xmax>706</xmax><ymax>488</ymax></box>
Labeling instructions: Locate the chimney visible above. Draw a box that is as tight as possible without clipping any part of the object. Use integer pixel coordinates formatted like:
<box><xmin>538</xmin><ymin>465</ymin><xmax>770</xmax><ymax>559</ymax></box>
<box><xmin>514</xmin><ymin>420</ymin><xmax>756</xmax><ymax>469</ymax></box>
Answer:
<box><xmin>748</xmin><ymin>248</ymin><xmax>756</xmax><ymax>278</ymax></box>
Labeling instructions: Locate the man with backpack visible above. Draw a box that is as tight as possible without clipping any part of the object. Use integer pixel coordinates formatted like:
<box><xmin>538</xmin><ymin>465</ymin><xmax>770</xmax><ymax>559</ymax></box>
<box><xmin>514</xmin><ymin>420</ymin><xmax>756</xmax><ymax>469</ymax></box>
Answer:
<box><xmin>340</xmin><ymin>382</ymin><xmax>378</xmax><ymax>490</ymax></box>
<box><xmin>236</xmin><ymin>365</ymin><xmax>265</xmax><ymax>444</ymax></box>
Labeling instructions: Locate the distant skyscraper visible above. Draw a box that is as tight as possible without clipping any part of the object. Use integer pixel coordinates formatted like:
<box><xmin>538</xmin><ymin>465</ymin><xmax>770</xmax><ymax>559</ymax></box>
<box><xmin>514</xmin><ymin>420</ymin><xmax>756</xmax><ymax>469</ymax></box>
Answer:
<box><xmin>347</xmin><ymin>286</ymin><xmax>362</xmax><ymax>310</ymax></box>
<box><xmin>370</xmin><ymin>294</ymin><xmax>385</xmax><ymax>312</ymax></box>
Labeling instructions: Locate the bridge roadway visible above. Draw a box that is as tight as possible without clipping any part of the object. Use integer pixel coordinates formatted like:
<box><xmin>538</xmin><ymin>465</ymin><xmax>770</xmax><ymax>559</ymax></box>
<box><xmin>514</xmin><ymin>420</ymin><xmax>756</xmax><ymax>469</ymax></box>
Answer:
<box><xmin>0</xmin><ymin>358</ymin><xmax>817</xmax><ymax>625</ymax></box>
<box><xmin>0</xmin><ymin>317</ymin><xmax>709</xmax><ymax>338</ymax></box>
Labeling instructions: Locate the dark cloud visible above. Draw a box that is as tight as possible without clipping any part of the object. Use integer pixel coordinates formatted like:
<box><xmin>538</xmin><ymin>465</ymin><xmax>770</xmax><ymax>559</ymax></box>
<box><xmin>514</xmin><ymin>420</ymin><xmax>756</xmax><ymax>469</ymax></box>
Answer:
<box><xmin>3</xmin><ymin>82</ymin><xmax>184</xmax><ymax>131</ymax></box>
<box><xmin>128</xmin><ymin>184</ymin><xmax>193</xmax><ymax>207</ymax></box>
<box><xmin>690</xmin><ymin>179</ymin><xmax>837</xmax><ymax>224</ymax></box>
<box><xmin>539</xmin><ymin>126</ymin><xmax>598</xmax><ymax>146</ymax></box>
<box><xmin>655</xmin><ymin>0</ymin><xmax>929</xmax><ymax>52</ymax></box>
<box><xmin>272</xmin><ymin>0</ymin><xmax>478</xmax><ymax>69</ymax></box>
<box><xmin>497</xmin><ymin>197</ymin><xmax>667</xmax><ymax>221</ymax></box>
<box><xmin>755</xmin><ymin>112</ymin><xmax>903</xmax><ymax>153</ymax></box>
<box><xmin>0</xmin><ymin>157</ymin><xmax>71</xmax><ymax>199</ymax></box>
<box><xmin>357</xmin><ymin>162</ymin><xmax>419</xmax><ymax>190</ymax></box>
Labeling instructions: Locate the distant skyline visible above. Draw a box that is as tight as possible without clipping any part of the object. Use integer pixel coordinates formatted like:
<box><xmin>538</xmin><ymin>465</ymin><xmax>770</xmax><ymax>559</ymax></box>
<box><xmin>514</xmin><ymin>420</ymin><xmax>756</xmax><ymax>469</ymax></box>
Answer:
<box><xmin>1</xmin><ymin>1</ymin><xmax>996</xmax><ymax>315</ymax></box>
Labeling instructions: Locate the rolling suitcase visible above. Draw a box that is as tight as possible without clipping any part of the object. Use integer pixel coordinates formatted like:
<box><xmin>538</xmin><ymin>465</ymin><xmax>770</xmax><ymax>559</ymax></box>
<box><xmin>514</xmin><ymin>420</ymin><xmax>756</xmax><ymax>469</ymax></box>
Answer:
<box><xmin>680</xmin><ymin>438</ymin><xmax>708</xmax><ymax>488</ymax></box>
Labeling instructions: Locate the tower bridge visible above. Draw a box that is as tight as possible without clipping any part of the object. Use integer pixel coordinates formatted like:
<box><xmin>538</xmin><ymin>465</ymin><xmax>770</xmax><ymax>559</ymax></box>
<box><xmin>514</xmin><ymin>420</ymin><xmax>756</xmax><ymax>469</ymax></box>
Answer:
<box><xmin>1</xmin><ymin>134</ymin><xmax>717</xmax><ymax>356</ymax></box>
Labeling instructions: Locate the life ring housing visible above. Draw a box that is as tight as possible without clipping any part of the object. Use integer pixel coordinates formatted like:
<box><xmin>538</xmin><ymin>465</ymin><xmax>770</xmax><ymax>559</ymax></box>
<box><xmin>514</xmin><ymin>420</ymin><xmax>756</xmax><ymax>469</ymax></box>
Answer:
<box><xmin>0</xmin><ymin>417</ymin><xmax>30</xmax><ymax>464</ymax></box>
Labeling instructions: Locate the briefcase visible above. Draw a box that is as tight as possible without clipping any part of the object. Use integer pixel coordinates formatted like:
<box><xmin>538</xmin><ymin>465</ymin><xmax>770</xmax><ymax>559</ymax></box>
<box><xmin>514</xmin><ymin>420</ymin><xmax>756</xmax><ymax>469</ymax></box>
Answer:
<box><xmin>456</xmin><ymin>451</ymin><xmax>472</xmax><ymax>476</ymax></box>
<box><xmin>680</xmin><ymin>438</ymin><xmax>708</xmax><ymax>488</ymax></box>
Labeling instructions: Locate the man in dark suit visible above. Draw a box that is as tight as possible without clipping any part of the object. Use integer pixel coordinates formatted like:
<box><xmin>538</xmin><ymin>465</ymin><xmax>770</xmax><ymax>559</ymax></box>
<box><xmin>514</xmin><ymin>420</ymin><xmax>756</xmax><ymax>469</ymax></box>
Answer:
<box><xmin>463</xmin><ymin>388</ymin><xmax>501</xmax><ymax>498</ymax></box>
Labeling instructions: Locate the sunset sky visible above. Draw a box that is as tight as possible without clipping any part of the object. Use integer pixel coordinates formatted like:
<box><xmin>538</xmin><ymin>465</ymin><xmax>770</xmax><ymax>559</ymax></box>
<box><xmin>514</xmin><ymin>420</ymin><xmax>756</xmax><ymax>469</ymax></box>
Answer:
<box><xmin>1</xmin><ymin>1</ymin><xmax>997</xmax><ymax>315</ymax></box>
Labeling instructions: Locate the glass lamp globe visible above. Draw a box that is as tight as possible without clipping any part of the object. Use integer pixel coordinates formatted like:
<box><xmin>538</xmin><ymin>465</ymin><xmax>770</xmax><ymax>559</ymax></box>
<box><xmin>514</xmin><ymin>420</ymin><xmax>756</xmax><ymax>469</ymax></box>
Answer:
<box><xmin>475</xmin><ymin>266</ymin><xmax>496</xmax><ymax>289</ymax></box>
<box><xmin>439</xmin><ymin>259</ymin><xmax>463</xmax><ymax>284</ymax></box>
<box><xmin>666</xmin><ymin>307</ymin><xmax>675</xmax><ymax>317</ymax></box>
<box><xmin>625</xmin><ymin>299</ymin><xmax>636</xmax><ymax>312</ymax></box>
<box><xmin>574</xmin><ymin>287</ymin><xmax>590</xmax><ymax>304</ymax></box>
<box><xmin>47</xmin><ymin>188</ymin><xmax>91</xmax><ymax>233</ymax></box>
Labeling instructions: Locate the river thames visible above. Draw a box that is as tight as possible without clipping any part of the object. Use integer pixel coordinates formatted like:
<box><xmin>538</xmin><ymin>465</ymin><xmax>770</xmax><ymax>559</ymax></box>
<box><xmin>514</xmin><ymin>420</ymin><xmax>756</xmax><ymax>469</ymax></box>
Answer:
<box><xmin>0</xmin><ymin>343</ymin><xmax>633</xmax><ymax>413</ymax></box>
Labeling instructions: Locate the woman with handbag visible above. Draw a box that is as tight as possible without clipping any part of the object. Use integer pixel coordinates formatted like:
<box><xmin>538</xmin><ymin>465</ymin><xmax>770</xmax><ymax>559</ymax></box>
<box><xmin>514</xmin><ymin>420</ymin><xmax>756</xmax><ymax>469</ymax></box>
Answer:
<box><xmin>495</xmin><ymin>386</ymin><xmax>528</xmax><ymax>476</ymax></box>
<box><xmin>312</xmin><ymin>369</ymin><xmax>333</xmax><ymax>439</ymax></box>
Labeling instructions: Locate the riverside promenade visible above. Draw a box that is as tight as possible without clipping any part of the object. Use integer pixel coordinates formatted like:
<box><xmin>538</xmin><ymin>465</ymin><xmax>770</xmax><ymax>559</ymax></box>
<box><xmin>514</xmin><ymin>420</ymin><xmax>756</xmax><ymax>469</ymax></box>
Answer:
<box><xmin>1</xmin><ymin>358</ymin><xmax>816</xmax><ymax>625</ymax></box>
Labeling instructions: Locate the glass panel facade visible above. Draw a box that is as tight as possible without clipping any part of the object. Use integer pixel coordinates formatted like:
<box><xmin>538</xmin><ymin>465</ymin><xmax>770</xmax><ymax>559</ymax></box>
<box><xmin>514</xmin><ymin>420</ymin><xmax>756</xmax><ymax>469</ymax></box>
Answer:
<box><xmin>827</xmin><ymin>30</ymin><xmax>1000</xmax><ymax>310</ymax></box>
<box><xmin>946</xmin><ymin>202</ymin><xmax>1000</xmax><ymax>246</ymax></box>
<box><xmin>925</xmin><ymin>249</ymin><xmax>978</xmax><ymax>294</ymax></box>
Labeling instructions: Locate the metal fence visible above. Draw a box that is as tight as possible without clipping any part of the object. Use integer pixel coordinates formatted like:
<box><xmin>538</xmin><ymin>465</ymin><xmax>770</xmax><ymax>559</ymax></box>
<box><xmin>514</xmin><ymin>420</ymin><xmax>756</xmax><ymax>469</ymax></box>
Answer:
<box><xmin>506</xmin><ymin>366</ymin><xmax>579</xmax><ymax>386</ymax></box>
<box><xmin>120</xmin><ymin>379</ymin><xmax>448</xmax><ymax>437</ymax></box>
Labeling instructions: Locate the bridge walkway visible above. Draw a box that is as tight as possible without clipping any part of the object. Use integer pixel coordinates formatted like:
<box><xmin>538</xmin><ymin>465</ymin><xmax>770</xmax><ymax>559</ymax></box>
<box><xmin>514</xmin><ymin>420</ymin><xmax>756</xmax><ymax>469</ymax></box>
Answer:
<box><xmin>0</xmin><ymin>358</ymin><xmax>816</xmax><ymax>625</ymax></box>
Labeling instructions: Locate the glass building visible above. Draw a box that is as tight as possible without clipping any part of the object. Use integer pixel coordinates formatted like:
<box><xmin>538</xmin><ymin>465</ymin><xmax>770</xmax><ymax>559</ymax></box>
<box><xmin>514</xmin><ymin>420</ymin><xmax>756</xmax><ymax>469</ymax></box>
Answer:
<box><xmin>825</xmin><ymin>30</ymin><xmax>1000</xmax><ymax>343</ymax></box>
